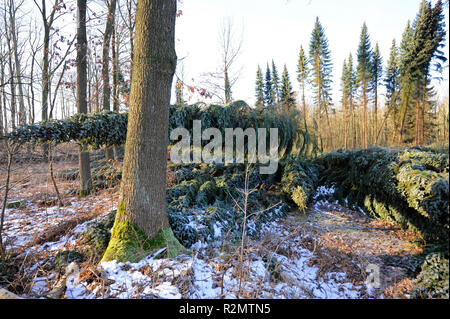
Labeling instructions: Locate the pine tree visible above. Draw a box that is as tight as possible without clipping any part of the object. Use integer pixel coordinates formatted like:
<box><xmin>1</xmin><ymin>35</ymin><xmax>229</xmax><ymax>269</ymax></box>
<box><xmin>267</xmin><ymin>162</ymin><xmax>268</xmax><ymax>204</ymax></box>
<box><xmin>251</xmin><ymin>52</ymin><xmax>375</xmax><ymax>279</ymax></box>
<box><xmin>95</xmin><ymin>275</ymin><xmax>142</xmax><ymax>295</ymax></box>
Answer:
<box><xmin>410</xmin><ymin>0</ymin><xmax>446</xmax><ymax>145</ymax></box>
<box><xmin>397</xmin><ymin>0</ymin><xmax>446</xmax><ymax>145</ymax></box>
<box><xmin>297</xmin><ymin>45</ymin><xmax>308</xmax><ymax>132</ymax></box>
<box><xmin>255</xmin><ymin>65</ymin><xmax>264</xmax><ymax>107</ymax></box>
<box><xmin>271</xmin><ymin>60</ymin><xmax>280</xmax><ymax>104</ymax></box>
<box><xmin>340</xmin><ymin>59</ymin><xmax>349</xmax><ymax>149</ymax></box>
<box><xmin>378</xmin><ymin>39</ymin><xmax>399</xmax><ymax>145</ymax></box>
<box><xmin>280</xmin><ymin>64</ymin><xmax>295</xmax><ymax>112</ymax></box>
<box><xmin>397</xmin><ymin>20</ymin><xmax>414</xmax><ymax>144</ymax></box>
<box><xmin>385</xmin><ymin>40</ymin><xmax>400</xmax><ymax>108</ymax></box>
<box><xmin>371</xmin><ymin>42</ymin><xmax>383</xmax><ymax>145</ymax></box>
<box><xmin>356</xmin><ymin>22</ymin><xmax>373</xmax><ymax>148</ymax></box>
<box><xmin>309</xmin><ymin>17</ymin><xmax>333</xmax><ymax>148</ymax></box>
<box><xmin>264</xmin><ymin>63</ymin><xmax>274</xmax><ymax>105</ymax></box>
<box><xmin>346</xmin><ymin>54</ymin><xmax>357</xmax><ymax>148</ymax></box>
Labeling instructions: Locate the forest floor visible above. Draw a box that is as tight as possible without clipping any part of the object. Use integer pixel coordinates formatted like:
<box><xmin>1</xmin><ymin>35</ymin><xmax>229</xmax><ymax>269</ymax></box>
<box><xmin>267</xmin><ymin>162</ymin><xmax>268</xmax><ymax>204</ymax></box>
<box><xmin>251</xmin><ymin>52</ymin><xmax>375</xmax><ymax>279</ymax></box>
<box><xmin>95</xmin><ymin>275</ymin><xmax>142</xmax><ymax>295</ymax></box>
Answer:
<box><xmin>0</xmin><ymin>158</ymin><xmax>424</xmax><ymax>299</ymax></box>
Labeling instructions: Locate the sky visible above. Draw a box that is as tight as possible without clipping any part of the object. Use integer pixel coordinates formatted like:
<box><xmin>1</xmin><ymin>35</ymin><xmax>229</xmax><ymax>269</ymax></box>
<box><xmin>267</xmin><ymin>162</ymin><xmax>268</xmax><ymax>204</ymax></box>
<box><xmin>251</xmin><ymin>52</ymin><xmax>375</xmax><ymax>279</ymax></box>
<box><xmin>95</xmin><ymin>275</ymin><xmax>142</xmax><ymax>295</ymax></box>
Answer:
<box><xmin>174</xmin><ymin>0</ymin><xmax>449</xmax><ymax>106</ymax></box>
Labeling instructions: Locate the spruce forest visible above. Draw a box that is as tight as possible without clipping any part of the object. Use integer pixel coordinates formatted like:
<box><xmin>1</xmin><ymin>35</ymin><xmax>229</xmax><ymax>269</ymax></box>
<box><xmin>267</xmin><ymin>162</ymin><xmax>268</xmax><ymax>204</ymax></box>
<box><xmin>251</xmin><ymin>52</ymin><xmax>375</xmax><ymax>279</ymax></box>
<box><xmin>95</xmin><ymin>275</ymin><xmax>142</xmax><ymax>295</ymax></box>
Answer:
<box><xmin>0</xmin><ymin>0</ymin><xmax>448</xmax><ymax>303</ymax></box>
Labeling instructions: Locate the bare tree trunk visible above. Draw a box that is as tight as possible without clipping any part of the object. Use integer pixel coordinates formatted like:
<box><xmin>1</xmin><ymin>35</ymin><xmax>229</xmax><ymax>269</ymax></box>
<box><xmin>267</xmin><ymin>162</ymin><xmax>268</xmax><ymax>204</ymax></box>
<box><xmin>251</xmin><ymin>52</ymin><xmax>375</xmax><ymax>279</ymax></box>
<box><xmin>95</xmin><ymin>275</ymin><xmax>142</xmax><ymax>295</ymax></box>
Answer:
<box><xmin>76</xmin><ymin>0</ymin><xmax>92</xmax><ymax>197</ymax></box>
<box><xmin>373</xmin><ymin>82</ymin><xmax>378</xmax><ymax>146</ymax></box>
<box><xmin>316</xmin><ymin>58</ymin><xmax>321</xmax><ymax>146</ymax></box>
<box><xmin>324</xmin><ymin>102</ymin><xmax>333</xmax><ymax>150</ymax></box>
<box><xmin>375</xmin><ymin>106</ymin><xmax>391</xmax><ymax>146</ymax></box>
<box><xmin>350</xmin><ymin>97</ymin><xmax>356</xmax><ymax>149</ymax></box>
<box><xmin>301</xmin><ymin>80</ymin><xmax>308</xmax><ymax>134</ymax></box>
<box><xmin>48</xmin><ymin>145</ymin><xmax>64</xmax><ymax>207</ymax></box>
<box><xmin>415</xmin><ymin>98</ymin><xmax>420</xmax><ymax>147</ymax></box>
<box><xmin>362</xmin><ymin>81</ymin><xmax>368</xmax><ymax>148</ymax></box>
<box><xmin>0</xmin><ymin>60</ymin><xmax>7</xmax><ymax>133</ymax></box>
<box><xmin>343</xmin><ymin>99</ymin><xmax>348</xmax><ymax>149</ymax></box>
<box><xmin>112</xmin><ymin>17</ymin><xmax>120</xmax><ymax>113</ymax></box>
<box><xmin>8</xmin><ymin>0</ymin><xmax>26</xmax><ymax>125</ymax></box>
<box><xmin>224</xmin><ymin>67</ymin><xmax>231</xmax><ymax>103</ymax></box>
<box><xmin>102</xmin><ymin>0</ymin><xmax>117</xmax><ymax>160</ymax></box>
<box><xmin>4</xmin><ymin>14</ymin><xmax>16</xmax><ymax>130</ymax></box>
<box><xmin>0</xmin><ymin>64</ymin><xmax>3</xmax><ymax>134</ymax></box>
<box><xmin>49</xmin><ymin>62</ymin><xmax>67</xmax><ymax>119</ymax></box>
<box><xmin>102</xmin><ymin>0</ymin><xmax>185</xmax><ymax>263</ymax></box>
<box><xmin>112</xmin><ymin>15</ymin><xmax>121</xmax><ymax>159</ymax></box>
<box><xmin>0</xmin><ymin>150</ymin><xmax>12</xmax><ymax>260</ymax></box>
<box><xmin>42</xmin><ymin>25</ymin><xmax>50</xmax><ymax>122</ymax></box>
<box><xmin>420</xmin><ymin>85</ymin><xmax>426</xmax><ymax>146</ymax></box>
<box><xmin>0</xmin><ymin>141</ymin><xmax>18</xmax><ymax>260</ymax></box>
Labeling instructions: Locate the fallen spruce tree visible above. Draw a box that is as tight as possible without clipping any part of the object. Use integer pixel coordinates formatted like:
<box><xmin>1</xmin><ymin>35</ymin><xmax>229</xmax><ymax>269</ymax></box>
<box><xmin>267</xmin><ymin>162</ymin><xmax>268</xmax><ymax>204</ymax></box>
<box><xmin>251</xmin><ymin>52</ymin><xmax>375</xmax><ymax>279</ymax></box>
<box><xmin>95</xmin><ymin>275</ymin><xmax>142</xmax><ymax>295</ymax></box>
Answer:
<box><xmin>0</xmin><ymin>101</ymin><xmax>319</xmax><ymax>159</ymax></box>
<box><xmin>315</xmin><ymin>147</ymin><xmax>449</xmax><ymax>299</ymax></box>
<box><xmin>315</xmin><ymin>147</ymin><xmax>449</xmax><ymax>241</ymax></box>
<box><xmin>74</xmin><ymin>158</ymin><xmax>320</xmax><ymax>260</ymax></box>
<box><xmin>1</xmin><ymin>101</ymin><xmax>323</xmax><ymax>251</ymax></box>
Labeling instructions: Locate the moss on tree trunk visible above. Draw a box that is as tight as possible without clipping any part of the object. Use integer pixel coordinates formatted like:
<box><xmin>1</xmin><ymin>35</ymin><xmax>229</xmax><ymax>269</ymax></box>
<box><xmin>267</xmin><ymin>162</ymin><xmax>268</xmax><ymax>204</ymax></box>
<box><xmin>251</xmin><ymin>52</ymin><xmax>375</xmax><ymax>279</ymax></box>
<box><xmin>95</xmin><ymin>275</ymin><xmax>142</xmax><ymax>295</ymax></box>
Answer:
<box><xmin>101</xmin><ymin>202</ymin><xmax>187</xmax><ymax>263</ymax></box>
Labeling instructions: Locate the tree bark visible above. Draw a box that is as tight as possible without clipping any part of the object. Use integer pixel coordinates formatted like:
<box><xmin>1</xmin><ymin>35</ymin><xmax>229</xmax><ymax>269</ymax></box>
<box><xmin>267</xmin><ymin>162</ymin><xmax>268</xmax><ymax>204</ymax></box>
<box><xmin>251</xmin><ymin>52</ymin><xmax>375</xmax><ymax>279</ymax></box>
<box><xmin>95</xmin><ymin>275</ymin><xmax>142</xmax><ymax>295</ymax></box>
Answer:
<box><xmin>0</xmin><ymin>63</ymin><xmax>3</xmax><ymax>134</ymax></box>
<box><xmin>343</xmin><ymin>98</ymin><xmax>348</xmax><ymax>149</ymax></box>
<box><xmin>4</xmin><ymin>19</ymin><xmax>16</xmax><ymax>129</ymax></box>
<box><xmin>362</xmin><ymin>81</ymin><xmax>368</xmax><ymax>148</ymax></box>
<box><xmin>0</xmin><ymin>59</ymin><xmax>6</xmax><ymax>133</ymax></box>
<box><xmin>102</xmin><ymin>0</ymin><xmax>185</xmax><ymax>263</ymax></box>
<box><xmin>112</xmin><ymin>16</ymin><xmax>121</xmax><ymax>159</ymax></box>
<box><xmin>373</xmin><ymin>83</ymin><xmax>378</xmax><ymax>146</ymax></box>
<box><xmin>102</xmin><ymin>0</ymin><xmax>117</xmax><ymax>161</ymax></box>
<box><xmin>76</xmin><ymin>0</ymin><xmax>92</xmax><ymax>196</ymax></box>
<box><xmin>301</xmin><ymin>79</ymin><xmax>308</xmax><ymax>134</ymax></box>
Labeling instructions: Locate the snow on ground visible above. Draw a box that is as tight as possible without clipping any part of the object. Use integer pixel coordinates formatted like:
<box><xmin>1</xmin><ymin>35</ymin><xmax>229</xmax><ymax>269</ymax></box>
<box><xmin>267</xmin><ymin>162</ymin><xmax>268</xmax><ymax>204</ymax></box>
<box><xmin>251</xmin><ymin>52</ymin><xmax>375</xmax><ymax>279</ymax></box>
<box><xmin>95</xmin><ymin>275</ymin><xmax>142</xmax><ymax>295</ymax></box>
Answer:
<box><xmin>59</xmin><ymin>215</ymin><xmax>363</xmax><ymax>299</ymax></box>
<box><xmin>1</xmin><ymin>195</ymin><xmax>116</xmax><ymax>250</ymax></box>
<box><xmin>2</xmin><ymin>178</ymin><xmax>419</xmax><ymax>299</ymax></box>
<box><xmin>57</xmin><ymin>189</ymin><xmax>366</xmax><ymax>299</ymax></box>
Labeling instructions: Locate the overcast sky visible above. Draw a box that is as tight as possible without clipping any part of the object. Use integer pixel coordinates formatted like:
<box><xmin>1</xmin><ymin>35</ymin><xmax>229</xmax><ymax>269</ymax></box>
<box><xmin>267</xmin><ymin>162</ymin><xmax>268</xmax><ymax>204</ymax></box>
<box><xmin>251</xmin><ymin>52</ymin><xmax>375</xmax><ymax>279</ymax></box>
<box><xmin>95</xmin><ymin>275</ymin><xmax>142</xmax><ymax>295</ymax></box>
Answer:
<box><xmin>174</xmin><ymin>0</ymin><xmax>449</xmax><ymax>106</ymax></box>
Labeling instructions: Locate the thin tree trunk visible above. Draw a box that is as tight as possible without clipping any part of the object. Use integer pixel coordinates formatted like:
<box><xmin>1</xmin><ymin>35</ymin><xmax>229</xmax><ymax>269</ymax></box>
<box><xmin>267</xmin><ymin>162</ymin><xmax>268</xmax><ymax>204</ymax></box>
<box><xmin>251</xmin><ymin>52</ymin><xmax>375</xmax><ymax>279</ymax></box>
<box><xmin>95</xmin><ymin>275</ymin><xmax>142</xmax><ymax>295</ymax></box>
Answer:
<box><xmin>316</xmin><ymin>57</ymin><xmax>321</xmax><ymax>145</ymax></box>
<box><xmin>1</xmin><ymin>62</ymin><xmax>6</xmax><ymax>133</ymax></box>
<box><xmin>415</xmin><ymin>97</ymin><xmax>420</xmax><ymax>147</ymax></box>
<box><xmin>420</xmin><ymin>85</ymin><xmax>426</xmax><ymax>146</ymax></box>
<box><xmin>102</xmin><ymin>0</ymin><xmax>117</xmax><ymax>160</ymax></box>
<box><xmin>42</xmin><ymin>26</ymin><xmax>50</xmax><ymax>122</ymax></box>
<box><xmin>302</xmin><ymin>80</ymin><xmax>308</xmax><ymax>133</ymax></box>
<box><xmin>0</xmin><ymin>152</ymin><xmax>12</xmax><ymax>259</ymax></box>
<box><xmin>76</xmin><ymin>0</ymin><xmax>92</xmax><ymax>196</ymax></box>
<box><xmin>375</xmin><ymin>106</ymin><xmax>391</xmax><ymax>146</ymax></box>
<box><xmin>48</xmin><ymin>145</ymin><xmax>64</xmax><ymax>207</ymax></box>
<box><xmin>5</xmin><ymin>24</ymin><xmax>16</xmax><ymax>129</ymax></box>
<box><xmin>0</xmin><ymin>66</ymin><xmax>3</xmax><ymax>134</ymax></box>
<box><xmin>9</xmin><ymin>0</ymin><xmax>25</xmax><ymax>126</ymax></box>
<box><xmin>362</xmin><ymin>81</ymin><xmax>367</xmax><ymax>148</ymax></box>
<box><xmin>343</xmin><ymin>98</ymin><xmax>348</xmax><ymax>149</ymax></box>
<box><xmin>373</xmin><ymin>85</ymin><xmax>378</xmax><ymax>146</ymax></box>
<box><xmin>112</xmin><ymin>17</ymin><xmax>121</xmax><ymax>159</ymax></box>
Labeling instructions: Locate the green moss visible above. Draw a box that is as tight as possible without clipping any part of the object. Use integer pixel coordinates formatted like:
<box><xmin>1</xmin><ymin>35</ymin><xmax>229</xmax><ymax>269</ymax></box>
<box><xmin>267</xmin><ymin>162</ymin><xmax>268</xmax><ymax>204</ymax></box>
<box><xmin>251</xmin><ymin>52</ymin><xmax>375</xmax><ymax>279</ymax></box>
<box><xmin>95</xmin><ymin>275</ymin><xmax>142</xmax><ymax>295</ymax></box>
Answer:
<box><xmin>291</xmin><ymin>186</ymin><xmax>308</xmax><ymax>212</ymax></box>
<box><xmin>6</xmin><ymin>200</ymin><xmax>26</xmax><ymax>209</ymax></box>
<box><xmin>101</xmin><ymin>202</ymin><xmax>188</xmax><ymax>263</ymax></box>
